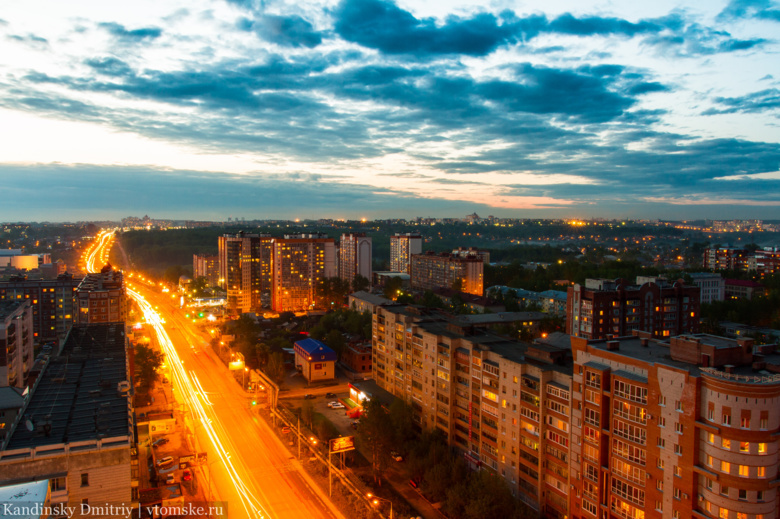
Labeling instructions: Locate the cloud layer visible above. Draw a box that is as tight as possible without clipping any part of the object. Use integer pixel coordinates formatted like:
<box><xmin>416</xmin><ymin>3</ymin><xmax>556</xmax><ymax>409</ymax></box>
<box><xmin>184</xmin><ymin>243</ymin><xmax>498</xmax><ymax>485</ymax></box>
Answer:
<box><xmin>0</xmin><ymin>0</ymin><xmax>779</xmax><ymax>221</ymax></box>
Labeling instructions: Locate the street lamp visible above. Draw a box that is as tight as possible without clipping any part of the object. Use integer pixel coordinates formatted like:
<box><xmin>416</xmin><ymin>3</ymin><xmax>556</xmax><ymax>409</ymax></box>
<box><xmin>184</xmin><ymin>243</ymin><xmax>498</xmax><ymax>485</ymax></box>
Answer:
<box><xmin>367</xmin><ymin>493</ymin><xmax>392</xmax><ymax>519</ymax></box>
<box><xmin>242</xmin><ymin>367</ymin><xmax>248</xmax><ymax>390</ymax></box>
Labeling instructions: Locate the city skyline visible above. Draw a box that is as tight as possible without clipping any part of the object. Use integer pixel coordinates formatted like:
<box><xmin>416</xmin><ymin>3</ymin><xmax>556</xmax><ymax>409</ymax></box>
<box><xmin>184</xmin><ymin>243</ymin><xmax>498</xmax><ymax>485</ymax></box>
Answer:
<box><xmin>1</xmin><ymin>0</ymin><xmax>779</xmax><ymax>221</ymax></box>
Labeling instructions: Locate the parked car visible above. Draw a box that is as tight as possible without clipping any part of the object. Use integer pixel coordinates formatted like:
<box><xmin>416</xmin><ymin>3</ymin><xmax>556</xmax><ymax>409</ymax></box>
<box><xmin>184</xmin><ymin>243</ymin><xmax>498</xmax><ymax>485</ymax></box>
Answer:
<box><xmin>303</xmin><ymin>394</ymin><xmax>315</xmax><ymax>399</ymax></box>
<box><xmin>182</xmin><ymin>470</ymin><xmax>192</xmax><ymax>481</ymax></box>
<box><xmin>152</xmin><ymin>438</ymin><xmax>169</xmax><ymax>447</ymax></box>
<box><xmin>325</xmin><ymin>392</ymin><xmax>337</xmax><ymax>399</ymax></box>
<box><xmin>165</xmin><ymin>474</ymin><xmax>175</xmax><ymax>485</ymax></box>
<box><xmin>328</xmin><ymin>401</ymin><xmax>345</xmax><ymax>409</ymax></box>
<box><xmin>390</xmin><ymin>451</ymin><xmax>404</xmax><ymax>462</ymax></box>
<box><xmin>157</xmin><ymin>456</ymin><xmax>174</xmax><ymax>467</ymax></box>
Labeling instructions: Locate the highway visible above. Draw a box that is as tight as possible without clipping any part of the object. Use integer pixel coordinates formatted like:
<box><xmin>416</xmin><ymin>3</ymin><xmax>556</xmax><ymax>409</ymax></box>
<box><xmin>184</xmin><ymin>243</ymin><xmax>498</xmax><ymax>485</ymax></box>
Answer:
<box><xmin>86</xmin><ymin>232</ymin><xmax>344</xmax><ymax>519</ymax></box>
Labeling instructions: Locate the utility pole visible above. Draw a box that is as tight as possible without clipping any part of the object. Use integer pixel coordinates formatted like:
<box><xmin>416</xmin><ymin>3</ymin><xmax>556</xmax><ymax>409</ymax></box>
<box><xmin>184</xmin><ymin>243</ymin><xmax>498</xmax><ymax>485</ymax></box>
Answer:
<box><xmin>297</xmin><ymin>414</ymin><xmax>301</xmax><ymax>459</ymax></box>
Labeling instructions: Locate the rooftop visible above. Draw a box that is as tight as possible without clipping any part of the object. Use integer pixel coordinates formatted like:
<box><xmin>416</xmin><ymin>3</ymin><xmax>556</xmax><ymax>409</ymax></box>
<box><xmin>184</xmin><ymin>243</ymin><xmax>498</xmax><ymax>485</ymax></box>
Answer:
<box><xmin>294</xmin><ymin>338</ymin><xmax>337</xmax><ymax>361</ymax></box>
<box><xmin>6</xmin><ymin>323</ymin><xmax>130</xmax><ymax>450</ymax></box>
<box><xmin>0</xmin><ymin>387</ymin><xmax>24</xmax><ymax>410</ymax></box>
<box><xmin>0</xmin><ymin>300</ymin><xmax>27</xmax><ymax>321</ymax></box>
<box><xmin>349</xmin><ymin>291</ymin><xmax>393</xmax><ymax>306</ymax></box>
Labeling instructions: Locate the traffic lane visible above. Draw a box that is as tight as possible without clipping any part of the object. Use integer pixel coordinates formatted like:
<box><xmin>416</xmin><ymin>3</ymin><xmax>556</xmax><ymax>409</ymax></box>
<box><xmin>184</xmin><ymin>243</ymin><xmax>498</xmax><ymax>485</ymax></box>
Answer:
<box><xmin>162</xmin><ymin>304</ymin><xmax>336</xmax><ymax>519</ymax></box>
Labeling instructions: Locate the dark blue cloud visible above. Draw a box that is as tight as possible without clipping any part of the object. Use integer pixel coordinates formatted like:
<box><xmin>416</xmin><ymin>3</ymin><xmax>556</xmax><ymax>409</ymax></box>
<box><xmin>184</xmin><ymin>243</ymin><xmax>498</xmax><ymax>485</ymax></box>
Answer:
<box><xmin>239</xmin><ymin>14</ymin><xmax>322</xmax><ymax>48</ymax></box>
<box><xmin>98</xmin><ymin>22</ymin><xmax>162</xmax><ymax>42</ymax></box>
<box><xmin>703</xmin><ymin>89</ymin><xmax>780</xmax><ymax>115</ymax></box>
<box><xmin>642</xmin><ymin>16</ymin><xmax>767</xmax><ymax>56</ymax></box>
<box><xmin>7</xmin><ymin>33</ymin><xmax>49</xmax><ymax>48</ymax></box>
<box><xmin>547</xmin><ymin>13</ymin><xmax>660</xmax><ymax>36</ymax></box>
<box><xmin>334</xmin><ymin>0</ymin><xmax>519</xmax><ymax>56</ymax></box>
<box><xmin>718</xmin><ymin>0</ymin><xmax>780</xmax><ymax>22</ymax></box>
<box><xmin>84</xmin><ymin>57</ymin><xmax>133</xmax><ymax>77</ymax></box>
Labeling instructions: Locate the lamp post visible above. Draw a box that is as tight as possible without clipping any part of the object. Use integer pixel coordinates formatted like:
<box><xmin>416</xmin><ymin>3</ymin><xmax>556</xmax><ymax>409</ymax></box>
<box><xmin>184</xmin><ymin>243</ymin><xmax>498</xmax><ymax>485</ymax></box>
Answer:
<box><xmin>367</xmin><ymin>493</ymin><xmax>392</xmax><ymax>519</ymax></box>
<box><xmin>242</xmin><ymin>367</ymin><xmax>248</xmax><ymax>390</ymax></box>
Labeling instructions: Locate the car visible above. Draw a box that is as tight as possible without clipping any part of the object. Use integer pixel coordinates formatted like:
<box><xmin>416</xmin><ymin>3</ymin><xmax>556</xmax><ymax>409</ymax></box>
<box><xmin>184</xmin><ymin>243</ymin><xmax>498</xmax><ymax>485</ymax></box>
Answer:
<box><xmin>325</xmin><ymin>392</ymin><xmax>337</xmax><ymax>399</ymax></box>
<box><xmin>182</xmin><ymin>470</ymin><xmax>192</xmax><ymax>481</ymax></box>
<box><xmin>165</xmin><ymin>474</ymin><xmax>175</xmax><ymax>485</ymax></box>
<box><xmin>156</xmin><ymin>456</ymin><xmax>174</xmax><ymax>467</ymax></box>
<box><xmin>390</xmin><ymin>451</ymin><xmax>404</xmax><ymax>462</ymax></box>
<box><xmin>152</xmin><ymin>438</ymin><xmax>169</xmax><ymax>447</ymax></box>
<box><xmin>303</xmin><ymin>394</ymin><xmax>315</xmax><ymax>399</ymax></box>
<box><xmin>327</xmin><ymin>401</ymin><xmax>345</xmax><ymax>409</ymax></box>
<box><xmin>409</xmin><ymin>478</ymin><xmax>420</xmax><ymax>489</ymax></box>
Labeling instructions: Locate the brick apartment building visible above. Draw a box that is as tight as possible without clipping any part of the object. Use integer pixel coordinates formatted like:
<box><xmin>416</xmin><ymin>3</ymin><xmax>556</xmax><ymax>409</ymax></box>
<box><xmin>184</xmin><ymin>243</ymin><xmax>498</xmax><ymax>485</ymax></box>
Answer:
<box><xmin>373</xmin><ymin>300</ymin><xmax>780</xmax><ymax>519</ymax></box>
<box><xmin>75</xmin><ymin>264</ymin><xmax>127</xmax><ymax>324</ymax></box>
<box><xmin>725</xmin><ymin>279</ymin><xmax>767</xmax><ymax>300</ymax></box>
<box><xmin>0</xmin><ymin>273</ymin><xmax>81</xmax><ymax>344</ymax></box>
<box><xmin>567</xmin><ymin>278</ymin><xmax>700</xmax><ymax>340</ymax></box>
<box><xmin>372</xmin><ymin>305</ymin><xmax>574</xmax><ymax>516</ymax></box>
<box><xmin>390</xmin><ymin>233</ymin><xmax>422</xmax><ymax>274</ymax></box>
<box><xmin>705</xmin><ymin>247</ymin><xmax>752</xmax><ymax>271</ymax></box>
<box><xmin>570</xmin><ymin>332</ymin><xmax>780</xmax><ymax>519</ymax></box>
<box><xmin>410</xmin><ymin>251</ymin><xmax>484</xmax><ymax>296</ymax></box>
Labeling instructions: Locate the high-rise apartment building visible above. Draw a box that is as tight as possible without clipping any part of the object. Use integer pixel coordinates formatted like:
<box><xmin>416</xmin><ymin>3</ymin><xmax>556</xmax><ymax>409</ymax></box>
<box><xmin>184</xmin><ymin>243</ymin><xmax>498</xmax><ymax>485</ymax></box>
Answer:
<box><xmin>339</xmin><ymin>233</ymin><xmax>372</xmax><ymax>286</ymax></box>
<box><xmin>0</xmin><ymin>273</ymin><xmax>80</xmax><ymax>344</ymax></box>
<box><xmin>271</xmin><ymin>234</ymin><xmax>336</xmax><ymax>313</ymax></box>
<box><xmin>452</xmin><ymin>246</ymin><xmax>490</xmax><ymax>265</ymax></box>
<box><xmin>0</xmin><ymin>300</ymin><xmax>33</xmax><ymax>388</ymax></box>
<box><xmin>372</xmin><ymin>305</ymin><xmax>573</xmax><ymax>516</ymax></box>
<box><xmin>570</xmin><ymin>332</ymin><xmax>780</xmax><ymax>519</ymax></box>
<box><xmin>690</xmin><ymin>272</ymin><xmax>725</xmax><ymax>304</ymax></box>
<box><xmin>75</xmin><ymin>264</ymin><xmax>126</xmax><ymax>324</ymax></box>
<box><xmin>193</xmin><ymin>253</ymin><xmax>220</xmax><ymax>287</ymax></box>
<box><xmin>566</xmin><ymin>278</ymin><xmax>700</xmax><ymax>340</ymax></box>
<box><xmin>218</xmin><ymin>232</ymin><xmax>272</xmax><ymax>314</ymax></box>
<box><xmin>410</xmin><ymin>251</ymin><xmax>484</xmax><ymax>296</ymax></box>
<box><xmin>390</xmin><ymin>233</ymin><xmax>422</xmax><ymax>274</ymax></box>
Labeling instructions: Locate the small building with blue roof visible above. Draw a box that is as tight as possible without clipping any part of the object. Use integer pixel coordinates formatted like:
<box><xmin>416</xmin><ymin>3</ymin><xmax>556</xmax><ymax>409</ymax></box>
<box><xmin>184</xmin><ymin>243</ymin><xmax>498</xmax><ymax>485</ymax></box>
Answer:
<box><xmin>294</xmin><ymin>338</ymin><xmax>337</xmax><ymax>383</ymax></box>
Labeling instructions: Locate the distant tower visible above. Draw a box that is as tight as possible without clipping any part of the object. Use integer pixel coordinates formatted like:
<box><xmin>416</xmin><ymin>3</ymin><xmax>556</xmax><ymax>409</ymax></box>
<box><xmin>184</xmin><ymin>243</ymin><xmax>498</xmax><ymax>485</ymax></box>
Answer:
<box><xmin>271</xmin><ymin>234</ymin><xmax>337</xmax><ymax>312</ymax></box>
<box><xmin>390</xmin><ymin>233</ymin><xmax>422</xmax><ymax>274</ymax></box>
<box><xmin>339</xmin><ymin>233</ymin><xmax>372</xmax><ymax>287</ymax></box>
<box><xmin>218</xmin><ymin>232</ymin><xmax>273</xmax><ymax>314</ymax></box>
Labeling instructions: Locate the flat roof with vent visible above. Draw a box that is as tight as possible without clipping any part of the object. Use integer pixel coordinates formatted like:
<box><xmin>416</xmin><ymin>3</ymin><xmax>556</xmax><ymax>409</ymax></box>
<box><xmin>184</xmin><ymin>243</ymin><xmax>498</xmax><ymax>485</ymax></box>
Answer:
<box><xmin>6</xmin><ymin>323</ymin><xmax>130</xmax><ymax>449</ymax></box>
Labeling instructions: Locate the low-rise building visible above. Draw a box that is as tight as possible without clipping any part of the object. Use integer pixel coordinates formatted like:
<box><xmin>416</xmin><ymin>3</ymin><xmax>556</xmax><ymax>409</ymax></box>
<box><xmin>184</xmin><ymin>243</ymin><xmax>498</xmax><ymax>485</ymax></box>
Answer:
<box><xmin>340</xmin><ymin>340</ymin><xmax>372</xmax><ymax>380</ymax></box>
<box><xmin>725</xmin><ymin>278</ymin><xmax>767</xmax><ymax>300</ymax></box>
<box><xmin>293</xmin><ymin>338</ymin><xmax>336</xmax><ymax>384</ymax></box>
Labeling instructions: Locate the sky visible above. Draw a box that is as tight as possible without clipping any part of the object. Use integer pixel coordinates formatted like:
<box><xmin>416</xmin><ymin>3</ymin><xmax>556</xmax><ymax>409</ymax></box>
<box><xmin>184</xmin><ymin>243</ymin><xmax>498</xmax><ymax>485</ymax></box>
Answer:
<box><xmin>1</xmin><ymin>0</ymin><xmax>779</xmax><ymax>222</ymax></box>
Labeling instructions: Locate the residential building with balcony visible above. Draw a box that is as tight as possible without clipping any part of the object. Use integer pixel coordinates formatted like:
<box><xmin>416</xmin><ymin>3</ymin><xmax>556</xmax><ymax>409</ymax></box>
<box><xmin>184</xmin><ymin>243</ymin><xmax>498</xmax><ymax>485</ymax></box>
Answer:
<box><xmin>570</xmin><ymin>332</ymin><xmax>780</xmax><ymax>519</ymax></box>
<box><xmin>410</xmin><ymin>251</ymin><xmax>484</xmax><ymax>296</ymax></box>
<box><xmin>390</xmin><ymin>233</ymin><xmax>422</xmax><ymax>274</ymax></box>
<box><xmin>566</xmin><ymin>278</ymin><xmax>700</xmax><ymax>340</ymax></box>
<box><xmin>0</xmin><ymin>300</ymin><xmax>33</xmax><ymax>389</ymax></box>
<box><xmin>0</xmin><ymin>273</ymin><xmax>80</xmax><ymax>344</ymax></box>
<box><xmin>705</xmin><ymin>247</ymin><xmax>751</xmax><ymax>271</ymax></box>
<box><xmin>218</xmin><ymin>232</ymin><xmax>273</xmax><ymax>314</ymax></box>
<box><xmin>371</xmin><ymin>305</ymin><xmax>573</xmax><ymax>516</ymax></box>
<box><xmin>271</xmin><ymin>234</ymin><xmax>336</xmax><ymax>313</ymax></box>
<box><xmin>339</xmin><ymin>233</ymin><xmax>372</xmax><ymax>287</ymax></box>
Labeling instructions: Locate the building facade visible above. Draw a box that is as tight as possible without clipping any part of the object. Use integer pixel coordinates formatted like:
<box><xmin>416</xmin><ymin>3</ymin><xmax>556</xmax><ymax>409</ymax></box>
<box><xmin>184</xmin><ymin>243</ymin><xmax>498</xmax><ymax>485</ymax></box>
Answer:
<box><xmin>293</xmin><ymin>338</ymin><xmax>337</xmax><ymax>383</ymax></box>
<box><xmin>452</xmin><ymin>247</ymin><xmax>490</xmax><ymax>265</ymax></box>
<box><xmin>218</xmin><ymin>232</ymin><xmax>273</xmax><ymax>314</ymax></box>
<box><xmin>0</xmin><ymin>323</ymin><xmax>137</xmax><ymax>515</ymax></box>
<box><xmin>705</xmin><ymin>247</ymin><xmax>751</xmax><ymax>271</ymax></box>
<box><xmin>271</xmin><ymin>234</ymin><xmax>336</xmax><ymax>313</ymax></box>
<box><xmin>566</xmin><ymin>278</ymin><xmax>700</xmax><ymax>340</ymax></box>
<box><xmin>75</xmin><ymin>265</ymin><xmax>126</xmax><ymax>324</ymax></box>
<box><xmin>372</xmin><ymin>305</ymin><xmax>574</xmax><ymax>516</ymax></box>
<box><xmin>0</xmin><ymin>273</ymin><xmax>80</xmax><ymax>344</ymax></box>
<box><xmin>570</xmin><ymin>332</ymin><xmax>780</xmax><ymax>519</ymax></box>
<box><xmin>0</xmin><ymin>300</ymin><xmax>33</xmax><ymax>389</ymax></box>
<box><xmin>339</xmin><ymin>233</ymin><xmax>372</xmax><ymax>287</ymax></box>
<box><xmin>390</xmin><ymin>233</ymin><xmax>422</xmax><ymax>274</ymax></box>
<box><xmin>725</xmin><ymin>279</ymin><xmax>767</xmax><ymax>300</ymax></box>
<box><xmin>192</xmin><ymin>253</ymin><xmax>220</xmax><ymax>287</ymax></box>
<box><xmin>690</xmin><ymin>272</ymin><xmax>725</xmax><ymax>304</ymax></box>
<box><xmin>410</xmin><ymin>251</ymin><xmax>484</xmax><ymax>296</ymax></box>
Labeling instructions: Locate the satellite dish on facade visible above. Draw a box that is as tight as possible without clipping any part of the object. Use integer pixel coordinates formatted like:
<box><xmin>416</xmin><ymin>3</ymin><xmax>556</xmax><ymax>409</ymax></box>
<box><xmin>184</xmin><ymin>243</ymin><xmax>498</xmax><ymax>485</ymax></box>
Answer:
<box><xmin>25</xmin><ymin>417</ymin><xmax>35</xmax><ymax>432</ymax></box>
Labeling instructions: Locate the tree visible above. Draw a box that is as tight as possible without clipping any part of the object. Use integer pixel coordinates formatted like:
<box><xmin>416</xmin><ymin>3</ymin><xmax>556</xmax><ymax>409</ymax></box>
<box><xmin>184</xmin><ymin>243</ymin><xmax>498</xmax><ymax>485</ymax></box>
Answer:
<box><xmin>388</xmin><ymin>399</ymin><xmax>416</xmax><ymax>447</ymax></box>
<box><xmin>325</xmin><ymin>329</ymin><xmax>346</xmax><ymax>359</ymax></box>
<box><xmin>356</xmin><ymin>399</ymin><xmax>394</xmax><ymax>486</ymax></box>
<box><xmin>382</xmin><ymin>277</ymin><xmax>404</xmax><ymax>299</ymax></box>
<box><xmin>135</xmin><ymin>344</ymin><xmax>163</xmax><ymax>388</ymax></box>
<box><xmin>352</xmin><ymin>274</ymin><xmax>370</xmax><ymax>293</ymax></box>
<box><xmin>265</xmin><ymin>352</ymin><xmax>285</xmax><ymax>383</ymax></box>
<box><xmin>301</xmin><ymin>401</ymin><xmax>315</xmax><ymax>428</ymax></box>
<box><xmin>451</xmin><ymin>277</ymin><xmax>464</xmax><ymax>292</ymax></box>
<box><xmin>189</xmin><ymin>276</ymin><xmax>209</xmax><ymax>296</ymax></box>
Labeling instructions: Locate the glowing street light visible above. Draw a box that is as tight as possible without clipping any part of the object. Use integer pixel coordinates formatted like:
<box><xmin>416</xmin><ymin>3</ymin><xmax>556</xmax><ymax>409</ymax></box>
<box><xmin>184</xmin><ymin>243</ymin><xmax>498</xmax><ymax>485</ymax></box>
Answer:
<box><xmin>367</xmin><ymin>493</ymin><xmax>393</xmax><ymax>519</ymax></box>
